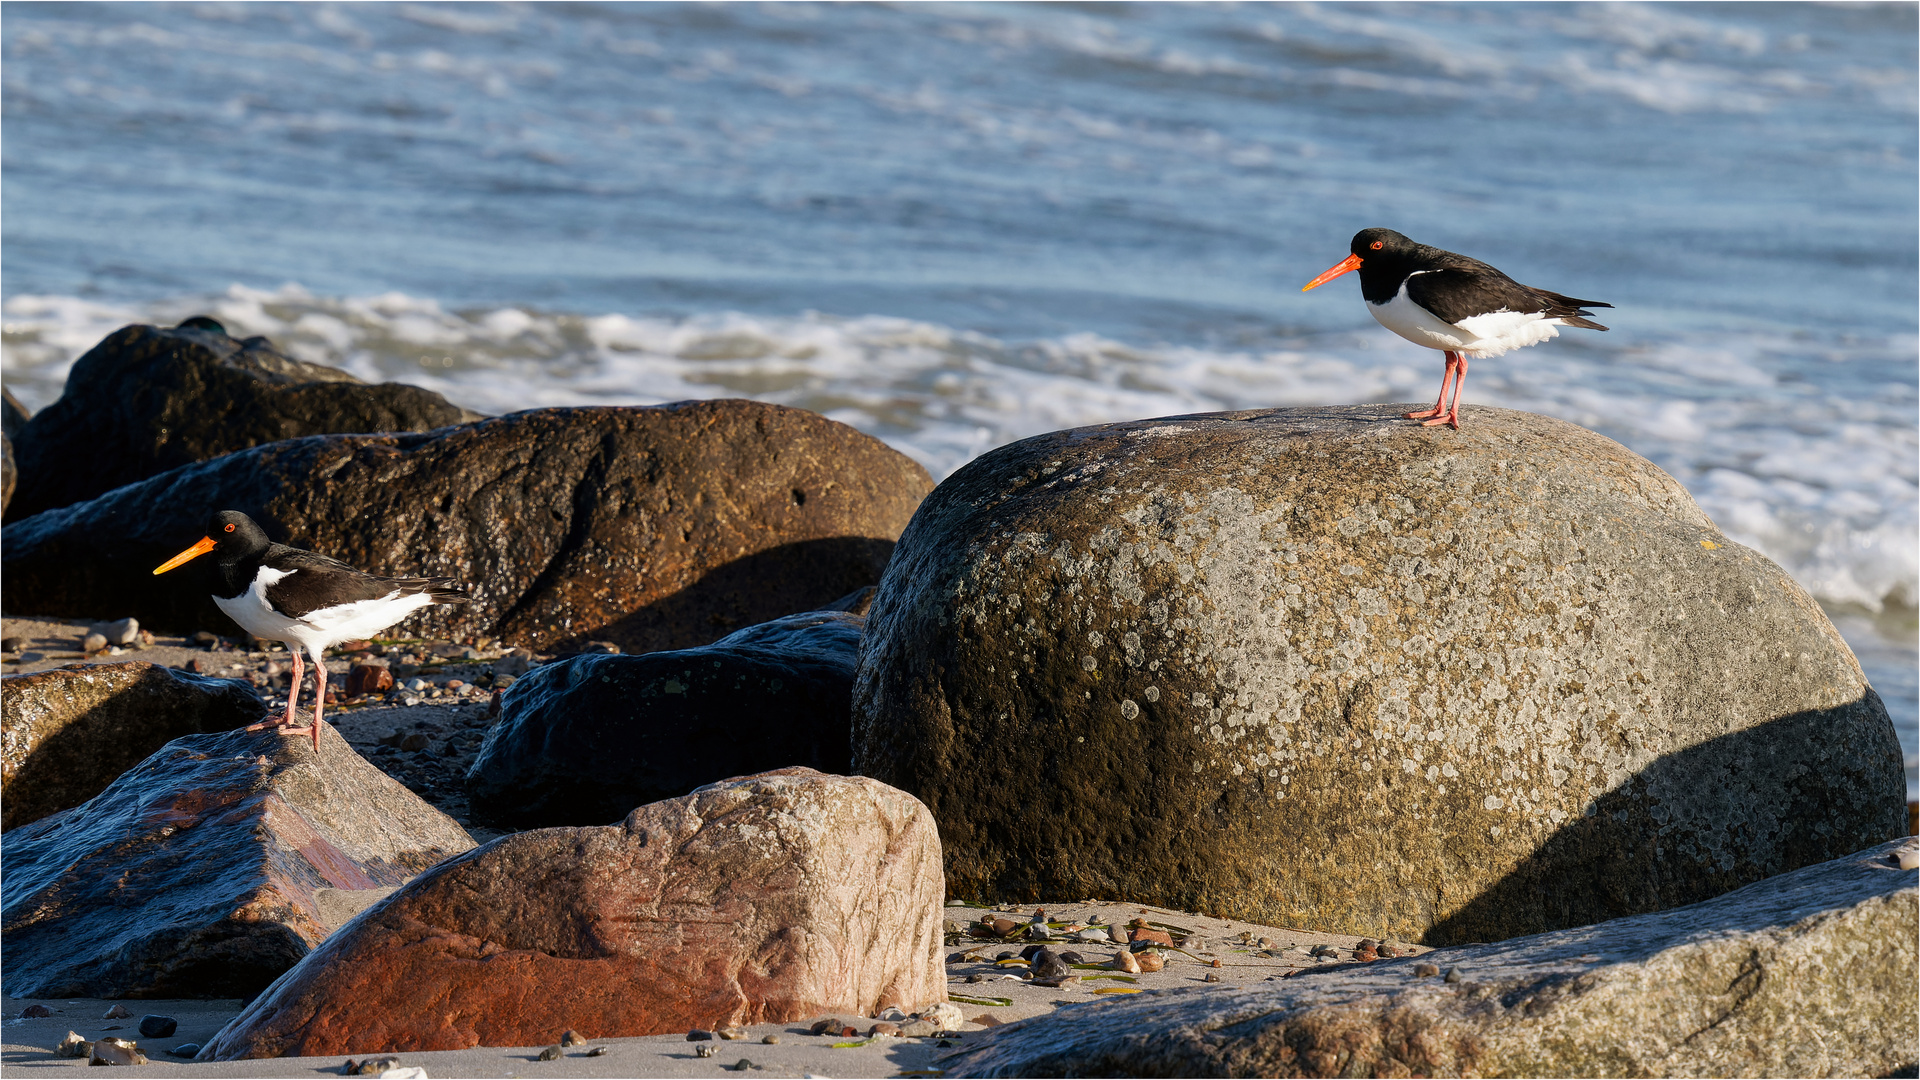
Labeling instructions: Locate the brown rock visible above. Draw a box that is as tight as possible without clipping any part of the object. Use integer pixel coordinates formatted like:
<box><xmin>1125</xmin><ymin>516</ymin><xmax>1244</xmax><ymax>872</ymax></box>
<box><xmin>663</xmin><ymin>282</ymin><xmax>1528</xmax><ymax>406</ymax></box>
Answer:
<box><xmin>1</xmin><ymin>725</ymin><xmax>474</xmax><ymax>998</ymax></box>
<box><xmin>868</xmin><ymin>1022</ymin><xmax>901</xmax><ymax>1037</ymax></box>
<box><xmin>1134</xmin><ymin>952</ymin><xmax>1165</xmax><ymax>972</ymax></box>
<box><xmin>537</xmin><ymin>1045</ymin><xmax>562</xmax><ymax>1061</ymax></box>
<box><xmin>344</xmin><ymin>664</ymin><xmax>393</xmax><ymax>697</ymax></box>
<box><xmin>194</xmin><ymin>768</ymin><xmax>946</xmax><ymax>1059</ymax></box>
<box><xmin>1129</xmin><ymin>927</ymin><xmax>1174</xmax><ymax>947</ymax></box>
<box><xmin>560</xmin><ymin>1030</ymin><xmax>587</xmax><ymax>1047</ymax></box>
<box><xmin>4</xmin><ymin>401</ymin><xmax>933</xmax><ymax>655</ymax></box>
<box><xmin>19</xmin><ymin>1004</ymin><xmax>53</xmax><ymax>1018</ymax></box>
<box><xmin>852</xmin><ymin>405</ymin><xmax>1905</xmax><ymax>944</ymax></box>
<box><xmin>4</xmin><ymin>322</ymin><xmax>477</xmax><ymax>521</ymax></box>
<box><xmin>944</xmin><ymin>839</ymin><xmax>1920</xmax><ymax>1079</ymax></box>
<box><xmin>1111</xmin><ymin>950</ymin><xmax>1140</xmax><ymax>973</ymax></box>
<box><xmin>0</xmin><ymin>661</ymin><xmax>264</xmax><ymax>831</ymax></box>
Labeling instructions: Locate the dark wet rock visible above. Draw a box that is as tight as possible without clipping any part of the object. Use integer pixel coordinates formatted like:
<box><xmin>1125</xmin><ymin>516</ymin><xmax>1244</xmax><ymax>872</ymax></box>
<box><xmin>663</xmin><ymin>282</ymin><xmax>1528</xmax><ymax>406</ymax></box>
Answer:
<box><xmin>0</xmin><ymin>661</ymin><xmax>264</xmax><ymax>831</ymax></box>
<box><xmin>537</xmin><ymin>1045</ymin><xmax>562</xmax><ymax>1061</ymax></box>
<box><xmin>1</xmin><ymin>725</ymin><xmax>474</xmax><ymax>999</ymax></box>
<box><xmin>344</xmin><ymin>664</ymin><xmax>393</xmax><ymax>697</ymax></box>
<box><xmin>944</xmin><ymin>840</ymin><xmax>1920</xmax><ymax>1079</ymax></box>
<box><xmin>687</xmin><ymin>1030</ymin><xmax>714</xmax><ymax>1041</ymax></box>
<box><xmin>560</xmin><ymin>1029</ymin><xmax>587</xmax><ymax>1047</ymax></box>
<box><xmin>467</xmin><ymin>610</ymin><xmax>864</xmax><ymax>828</ymax></box>
<box><xmin>854</xmin><ymin>405</ymin><xmax>1906</xmax><ymax>944</ymax></box>
<box><xmin>19</xmin><ymin>1004</ymin><xmax>53</xmax><ymax>1018</ymax></box>
<box><xmin>5</xmin><ymin>401</ymin><xmax>932</xmax><ymax>654</ymax></box>
<box><xmin>166</xmin><ymin>1043</ymin><xmax>201</xmax><ymax>1058</ymax></box>
<box><xmin>138</xmin><ymin>1015</ymin><xmax>178</xmax><ymax>1038</ymax></box>
<box><xmin>196</xmin><ymin>769</ymin><xmax>945</xmax><ymax>1059</ymax></box>
<box><xmin>102</xmin><ymin>1004</ymin><xmax>132</xmax><ymax>1019</ymax></box>
<box><xmin>4</xmin><ymin>322</ymin><xmax>476</xmax><ymax>521</ymax></box>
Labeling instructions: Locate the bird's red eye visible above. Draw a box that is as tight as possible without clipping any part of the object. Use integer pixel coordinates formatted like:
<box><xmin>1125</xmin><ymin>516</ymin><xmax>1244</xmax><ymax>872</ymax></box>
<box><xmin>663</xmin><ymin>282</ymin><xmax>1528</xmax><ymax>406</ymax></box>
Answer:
<box><xmin>1370</xmin><ymin>240</ymin><xmax>1384</xmax><ymax>250</ymax></box>
<box><xmin>224</xmin><ymin>523</ymin><xmax>235</xmax><ymax>533</ymax></box>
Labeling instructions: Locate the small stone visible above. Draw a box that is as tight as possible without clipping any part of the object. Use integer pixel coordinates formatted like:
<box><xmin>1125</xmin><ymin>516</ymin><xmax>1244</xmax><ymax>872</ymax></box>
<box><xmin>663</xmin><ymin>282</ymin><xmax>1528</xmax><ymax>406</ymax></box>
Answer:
<box><xmin>1135</xmin><ymin>951</ymin><xmax>1166</xmax><ymax>972</ymax></box>
<box><xmin>728</xmin><ymin>1059</ymin><xmax>759</xmax><ymax>1071</ymax></box>
<box><xmin>760</xmin><ymin>1034</ymin><xmax>780</xmax><ymax>1045</ymax></box>
<box><xmin>1112</xmin><ymin>950</ymin><xmax>1141</xmax><ymax>973</ymax></box>
<box><xmin>1378</xmin><ymin>942</ymin><xmax>1401</xmax><ymax>958</ymax></box>
<box><xmin>1076</xmin><ymin>927</ymin><xmax>1111</xmax><ymax>942</ymax></box>
<box><xmin>88</xmin><ymin>618</ymin><xmax>140</xmax><ymax>646</ymax></box>
<box><xmin>400</xmin><ymin>693</ymin><xmax>422</xmax><ymax>707</ymax></box>
<box><xmin>995</xmin><ymin>950</ymin><xmax>1016</xmax><ymax>961</ymax></box>
<box><xmin>585</xmin><ymin>1046</ymin><xmax>609</xmax><ymax>1057</ymax></box>
<box><xmin>350</xmin><ymin>1056</ymin><xmax>401</xmax><ymax>1075</ymax></box>
<box><xmin>1444</xmin><ymin>966</ymin><xmax>1464</xmax><ymax>983</ymax></box>
<box><xmin>808</xmin><ymin>1019</ymin><xmax>840</xmax><ymax>1036</ymax></box>
<box><xmin>2</xmin><ymin>635</ymin><xmax>27</xmax><ymax>653</ymax></box>
<box><xmin>445</xmin><ymin>680</ymin><xmax>466</xmax><ymax>692</ymax></box>
<box><xmin>1310</xmin><ymin>944</ymin><xmax>1339</xmax><ymax>958</ymax></box>
<box><xmin>136</xmin><ymin>629</ymin><xmax>156</xmax><ymax>648</ymax></box>
<box><xmin>346</xmin><ymin>664</ymin><xmax>394</xmax><ymax>697</ymax></box>
<box><xmin>138</xmin><ymin>1014</ymin><xmax>178</xmax><ymax>1038</ymax></box>
<box><xmin>1211</xmin><ymin>958</ymin><xmax>1223</xmax><ymax>967</ymax></box>
<box><xmin>90</xmin><ymin>1037</ymin><xmax>148</xmax><ymax>1066</ymax></box>
<box><xmin>400</xmin><ymin>732</ymin><xmax>430</xmax><ymax>752</ymax></box>
<box><xmin>101</xmin><ymin>1004</ymin><xmax>131</xmax><ymax>1019</ymax></box>
<box><xmin>900</xmin><ymin>1019</ymin><xmax>941</xmax><ymax>1036</ymax></box>
<box><xmin>83</xmin><ymin>632</ymin><xmax>108</xmax><ymax>655</ymax></box>
<box><xmin>1204</xmin><ymin>973</ymin><xmax>1222</xmax><ymax>983</ymax></box>
<box><xmin>583</xmin><ymin>641</ymin><xmax>621</xmax><ymax>654</ymax></box>
<box><xmin>405</xmin><ymin>677</ymin><xmax>431</xmax><ymax>692</ymax></box>
<box><xmin>191</xmin><ymin>631</ymin><xmax>219</xmax><ymax>647</ymax></box>
<box><xmin>868</xmin><ymin>1021</ymin><xmax>901</xmax><ymax>1037</ymax></box>
<box><xmin>717</xmin><ymin>1026</ymin><xmax>747</xmax><ymax>1040</ymax></box>
<box><xmin>166</xmin><ymin>1043</ymin><xmax>200</xmax><ymax>1057</ymax></box>
<box><xmin>687</xmin><ymin>1029</ymin><xmax>714</xmax><ymax>1041</ymax></box>
<box><xmin>538</xmin><ymin>1044</ymin><xmax>562</xmax><ymax>1061</ymax></box>
<box><xmin>1058</xmin><ymin>950</ymin><xmax>1086</xmax><ymax>965</ymax></box>
<box><xmin>19</xmin><ymin>1004</ymin><xmax>53</xmax><ymax>1018</ymax></box>
<box><xmin>694</xmin><ymin>1044</ymin><xmax>717</xmax><ymax>1058</ymax></box>
<box><xmin>988</xmin><ymin>917</ymin><xmax>1018</xmax><ymax>936</ymax></box>
<box><xmin>1355</xmin><ymin>942</ymin><xmax>1379</xmax><ymax>962</ymax></box>
<box><xmin>55</xmin><ymin>1032</ymin><xmax>90</xmax><ymax>1058</ymax></box>
<box><xmin>1131</xmin><ymin>927</ymin><xmax>1175</xmax><ymax>947</ymax></box>
<box><xmin>560</xmin><ymin>1029</ymin><xmax>587</xmax><ymax>1046</ymax></box>
<box><xmin>1030</xmin><ymin>948</ymin><xmax>1071</xmax><ymax>979</ymax></box>
<box><xmin>493</xmin><ymin>649</ymin><xmax>535</xmax><ymax>676</ymax></box>
<box><xmin>1415</xmin><ymin>962</ymin><xmax>1441</xmax><ymax>977</ymax></box>
<box><xmin>1899</xmin><ymin>847</ymin><xmax>1919</xmax><ymax>872</ymax></box>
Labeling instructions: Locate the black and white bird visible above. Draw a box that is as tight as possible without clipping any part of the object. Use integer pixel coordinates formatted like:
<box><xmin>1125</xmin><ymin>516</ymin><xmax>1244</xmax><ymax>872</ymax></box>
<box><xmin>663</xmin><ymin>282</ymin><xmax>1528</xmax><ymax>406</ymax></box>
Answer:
<box><xmin>1303</xmin><ymin>228</ymin><xmax>1611</xmax><ymax>429</ymax></box>
<box><xmin>153</xmin><ymin>510</ymin><xmax>470</xmax><ymax>750</ymax></box>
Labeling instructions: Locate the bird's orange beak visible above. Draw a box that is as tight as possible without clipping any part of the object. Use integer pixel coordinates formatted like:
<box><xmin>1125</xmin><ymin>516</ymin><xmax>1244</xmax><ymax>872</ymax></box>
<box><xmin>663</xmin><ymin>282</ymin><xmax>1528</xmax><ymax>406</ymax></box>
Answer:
<box><xmin>1302</xmin><ymin>253</ymin><xmax>1363</xmax><ymax>291</ymax></box>
<box><xmin>153</xmin><ymin>536</ymin><xmax>218</xmax><ymax>575</ymax></box>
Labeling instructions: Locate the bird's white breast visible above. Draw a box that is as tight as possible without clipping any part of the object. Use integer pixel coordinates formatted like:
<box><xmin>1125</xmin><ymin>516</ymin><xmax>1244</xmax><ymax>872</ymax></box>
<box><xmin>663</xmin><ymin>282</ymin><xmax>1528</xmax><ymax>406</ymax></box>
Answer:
<box><xmin>1369</xmin><ymin>274</ymin><xmax>1565</xmax><ymax>358</ymax></box>
<box><xmin>214</xmin><ymin>565</ymin><xmax>433</xmax><ymax>656</ymax></box>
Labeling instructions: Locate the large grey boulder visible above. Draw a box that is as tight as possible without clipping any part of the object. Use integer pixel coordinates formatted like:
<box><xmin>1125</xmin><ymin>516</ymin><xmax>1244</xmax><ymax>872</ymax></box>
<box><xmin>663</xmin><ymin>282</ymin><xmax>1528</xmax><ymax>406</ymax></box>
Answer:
<box><xmin>854</xmin><ymin>405</ymin><xmax>1905</xmax><ymax>944</ymax></box>
<box><xmin>943</xmin><ymin>838</ymin><xmax>1919</xmax><ymax>1078</ymax></box>
<box><xmin>1</xmin><ymin>661</ymin><xmax>265</xmax><ymax>830</ymax></box>
<box><xmin>466</xmin><ymin>610</ymin><xmax>866</xmax><ymax>828</ymax></box>
<box><xmin>1</xmin><ymin>725</ymin><xmax>474</xmax><ymax>998</ymax></box>
<box><xmin>4</xmin><ymin>321</ymin><xmax>478</xmax><ymax>521</ymax></box>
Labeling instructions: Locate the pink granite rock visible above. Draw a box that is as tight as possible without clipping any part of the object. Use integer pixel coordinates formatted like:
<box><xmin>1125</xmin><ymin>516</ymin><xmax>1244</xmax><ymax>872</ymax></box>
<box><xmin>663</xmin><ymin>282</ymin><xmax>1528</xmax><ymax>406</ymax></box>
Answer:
<box><xmin>198</xmin><ymin>767</ymin><xmax>946</xmax><ymax>1059</ymax></box>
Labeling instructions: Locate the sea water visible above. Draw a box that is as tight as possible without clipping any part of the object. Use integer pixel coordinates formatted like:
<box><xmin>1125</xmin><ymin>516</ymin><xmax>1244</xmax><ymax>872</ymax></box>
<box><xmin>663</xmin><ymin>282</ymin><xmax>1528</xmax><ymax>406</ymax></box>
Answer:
<box><xmin>3</xmin><ymin>2</ymin><xmax>1914</xmax><ymax>794</ymax></box>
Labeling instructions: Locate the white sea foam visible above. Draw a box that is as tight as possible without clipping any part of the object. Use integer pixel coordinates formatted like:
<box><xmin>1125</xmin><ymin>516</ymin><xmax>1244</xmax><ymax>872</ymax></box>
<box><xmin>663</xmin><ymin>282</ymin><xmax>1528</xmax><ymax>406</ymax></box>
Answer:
<box><xmin>5</xmin><ymin>284</ymin><xmax>1914</xmax><ymax>623</ymax></box>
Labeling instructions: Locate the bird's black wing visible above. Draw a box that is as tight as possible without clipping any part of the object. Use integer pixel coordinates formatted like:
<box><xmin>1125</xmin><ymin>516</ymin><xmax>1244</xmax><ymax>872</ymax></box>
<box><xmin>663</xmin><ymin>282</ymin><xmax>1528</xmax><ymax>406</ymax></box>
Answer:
<box><xmin>1407</xmin><ymin>267</ymin><xmax>1611</xmax><ymax>329</ymax></box>
<box><xmin>260</xmin><ymin>547</ymin><xmax>403</xmax><ymax>618</ymax></box>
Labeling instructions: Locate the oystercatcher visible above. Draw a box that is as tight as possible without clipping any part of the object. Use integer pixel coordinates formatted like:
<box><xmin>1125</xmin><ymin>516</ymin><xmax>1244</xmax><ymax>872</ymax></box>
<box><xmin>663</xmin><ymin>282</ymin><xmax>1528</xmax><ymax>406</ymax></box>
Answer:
<box><xmin>153</xmin><ymin>511</ymin><xmax>470</xmax><ymax>751</ymax></box>
<box><xmin>1303</xmin><ymin>228</ymin><xmax>1611</xmax><ymax>429</ymax></box>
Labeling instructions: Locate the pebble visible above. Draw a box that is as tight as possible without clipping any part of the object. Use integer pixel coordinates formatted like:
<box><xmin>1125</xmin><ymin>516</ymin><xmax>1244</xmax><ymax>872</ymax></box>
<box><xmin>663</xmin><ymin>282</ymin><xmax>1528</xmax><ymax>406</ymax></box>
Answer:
<box><xmin>191</xmin><ymin>631</ymin><xmax>219</xmax><ymax>647</ymax></box>
<box><xmin>987</xmin><ymin>917</ymin><xmax>1018</xmax><ymax>936</ymax></box>
<box><xmin>537</xmin><ymin>1045</ymin><xmax>562</xmax><ymax>1061</ymax></box>
<box><xmin>560</xmin><ymin>1029</ymin><xmax>587</xmax><ymax>1046</ymax></box>
<box><xmin>868</xmin><ymin>1022</ymin><xmax>901</xmax><ymax>1038</ymax></box>
<box><xmin>687</xmin><ymin>1029</ymin><xmax>714</xmax><ymax>1041</ymax></box>
<box><xmin>964</xmin><ymin>974</ymin><xmax>985</xmax><ymax>983</ymax></box>
<box><xmin>2</xmin><ymin>635</ymin><xmax>27</xmax><ymax>653</ymax></box>
<box><xmin>1203</xmin><ymin>973</ymin><xmax>1222</xmax><ymax>983</ymax></box>
<box><xmin>1030</xmin><ymin>948</ymin><xmax>1071</xmax><ymax>979</ymax></box>
<box><xmin>88</xmin><ymin>618</ymin><xmax>140</xmax><ymax>646</ymax></box>
<box><xmin>1309</xmin><ymin>944</ymin><xmax>1339</xmax><ymax>958</ymax></box>
<box><xmin>728</xmin><ymin>1059</ymin><xmax>760</xmax><ymax>1072</ymax></box>
<box><xmin>102</xmin><ymin>1004</ymin><xmax>131</xmax><ymax>1019</ymax></box>
<box><xmin>1210</xmin><ymin>958</ymin><xmax>1223</xmax><ymax>967</ymax></box>
<box><xmin>1899</xmin><ymin>848</ymin><xmax>1920</xmax><ymax>872</ymax></box>
<box><xmin>1135</xmin><ymin>952</ymin><xmax>1166</xmax><ymax>972</ymax></box>
<box><xmin>1075</xmin><ymin>927</ymin><xmax>1110</xmax><ymax>942</ymax></box>
<box><xmin>694</xmin><ymin>1044</ymin><xmax>717</xmax><ymax>1058</ymax></box>
<box><xmin>1354</xmin><ymin>942</ymin><xmax>1379</xmax><ymax>962</ymax></box>
<box><xmin>1111</xmin><ymin>950</ymin><xmax>1141</xmax><ymax>973</ymax></box>
<box><xmin>55</xmin><ymin>1032</ymin><xmax>90</xmax><ymax>1058</ymax></box>
<box><xmin>90</xmin><ymin>1038</ymin><xmax>148</xmax><ymax>1066</ymax></box>
<box><xmin>346</xmin><ymin>664</ymin><xmax>394</xmax><ymax>696</ymax></box>
<box><xmin>585</xmin><ymin>1047</ymin><xmax>609</xmax><ymax>1057</ymax></box>
<box><xmin>138</xmin><ymin>1014</ymin><xmax>177</xmax><ymax>1038</ymax></box>
<box><xmin>761</xmin><ymin>1035</ymin><xmax>780</xmax><ymax>1045</ymax></box>
<box><xmin>807</xmin><ymin>1019</ymin><xmax>840</xmax><ymax>1036</ymax></box>
<box><xmin>19</xmin><ymin>1004</ymin><xmax>52</xmax><ymax>1018</ymax></box>
<box><xmin>166</xmin><ymin>1043</ymin><xmax>200</xmax><ymax>1057</ymax></box>
<box><xmin>878</xmin><ymin>1006</ymin><xmax>908</xmax><ymax>1021</ymax></box>
<box><xmin>400</xmin><ymin>732</ymin><xmax>430</xmax><ymax>752</ymax></box>
<box><xmin>1444</xmin><ymin>967</ymin><xmax>1464</xmax><ymax>983</ymax></box>
<box><xmin>406</xmin><ymin>677</ymin><xmax>431</xmax><ymax>692</ymax></box>
<box><xmin>582</xmin><ymin>641</ymin><xmax>621</xmax><ymax>655</ymax></box>
<box><xmin>1414</xmin><ymin>963</ymin><xmax>1441</xmax><ymax>977</ymax></box>
<box><xmin>1058</xmin><ymin>950</ymin><xmax>1086</xmax><ymax>964</ymax></box>
<box><xmin>82</xmin><ymin>632</ymin><xmax>108</xmax><ymax>655</ymax></box>
<box><xmin>717</xmin><ymin>1026</ymin><xmax>747</xmax><ymax>1040</ymax></box>
<box><xmin>346</xmin><ymin>1055</ymin><xmax>401</xmax><ymax>1075</ymax></box>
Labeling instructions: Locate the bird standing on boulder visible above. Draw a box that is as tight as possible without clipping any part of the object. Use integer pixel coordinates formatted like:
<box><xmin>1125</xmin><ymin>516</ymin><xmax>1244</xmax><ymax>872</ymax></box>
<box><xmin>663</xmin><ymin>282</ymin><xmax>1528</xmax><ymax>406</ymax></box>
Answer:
<box><xmin>1303</xmin><ymin>228</ymin><xmax>1611</xmax><ymax>429</ymax></box>
<box><xmin>153</xmin><ymin>510</ymin><xmax>470</xmax><ymax>751</ymax></box>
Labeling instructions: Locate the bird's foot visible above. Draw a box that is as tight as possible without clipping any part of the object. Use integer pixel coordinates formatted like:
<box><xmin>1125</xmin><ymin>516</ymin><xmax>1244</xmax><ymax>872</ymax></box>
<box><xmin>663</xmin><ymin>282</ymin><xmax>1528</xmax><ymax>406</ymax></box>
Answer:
<box><xmin>1404</xmin><ymin>406</ymin><xmax>1446</xmax><ymax>421</ymax></box>
<box><xmin>1419</xmin><ymin>413</ymin><xmax>1460</xmax><ymax>430</ymax></box>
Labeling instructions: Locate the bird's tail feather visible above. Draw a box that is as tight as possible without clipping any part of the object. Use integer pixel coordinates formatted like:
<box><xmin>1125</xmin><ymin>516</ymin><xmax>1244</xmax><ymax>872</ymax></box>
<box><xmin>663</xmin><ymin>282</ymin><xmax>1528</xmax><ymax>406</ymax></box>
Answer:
<box><xmin>393</xmin><ymin>577</ymin><xmax>472</xmax><ymax>605</ymax></box>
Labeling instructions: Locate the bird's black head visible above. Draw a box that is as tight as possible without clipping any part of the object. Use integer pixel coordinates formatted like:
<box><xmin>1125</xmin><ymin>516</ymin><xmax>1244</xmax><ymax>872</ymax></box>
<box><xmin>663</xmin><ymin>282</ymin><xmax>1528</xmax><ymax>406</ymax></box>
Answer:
<box><xmin>1350</xmin><ymin>228</ymin><xmax>1417</xmax><ymax>258</ymax></box>
<box><xmin>153</xmin><ymin>510</ymin><xmax>272</xmax><ymax>577</ymax></box>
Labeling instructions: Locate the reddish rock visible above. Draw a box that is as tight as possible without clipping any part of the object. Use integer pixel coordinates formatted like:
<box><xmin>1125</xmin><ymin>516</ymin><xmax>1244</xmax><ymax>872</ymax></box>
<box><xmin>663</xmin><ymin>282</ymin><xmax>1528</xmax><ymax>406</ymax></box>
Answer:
<box><xmin>196</xmin><ymin>768</ymin><xmax>947</xmax><ymax>1060</ymax></box>
<box><xmin>0</xmin><ymin>661</ymin><xmax>264</xmax><ymax>830</ymax></box>
<box><xmin>344</xmin><ymin>664</ymin><xmax>393</xmax><ymax>698</ymax></box>
<box><xmin>1128</xmin><ymin>927</ymin><xmax>1174</xmax><ymax>947</ymax></box>
<box><xmin>0</xmin><ymin>726</ymin><xmax>474</xmax><ymax>998</ymax></box>
<box><xmin>4</xmin><ymin>322</ymin><xmax>476</xmax><ymax>521</ymax></box>
<box><xmin>5</xmin><ymin>401</ymin><xmax>933</xmax><ymax>654</ymax></box>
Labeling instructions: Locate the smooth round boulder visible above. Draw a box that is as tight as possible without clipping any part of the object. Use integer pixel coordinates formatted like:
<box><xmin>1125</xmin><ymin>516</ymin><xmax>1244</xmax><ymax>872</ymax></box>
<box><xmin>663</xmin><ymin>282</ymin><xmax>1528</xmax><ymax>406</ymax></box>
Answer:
<box><xmin>466</xmin><ymin>610</ymin><xmax>865</xmax><ymax>828</ymax></box>
<box><xmin>852</xmin><ymin>405</ymin><xmax>1905</xmax><ymax>945</ymax></box>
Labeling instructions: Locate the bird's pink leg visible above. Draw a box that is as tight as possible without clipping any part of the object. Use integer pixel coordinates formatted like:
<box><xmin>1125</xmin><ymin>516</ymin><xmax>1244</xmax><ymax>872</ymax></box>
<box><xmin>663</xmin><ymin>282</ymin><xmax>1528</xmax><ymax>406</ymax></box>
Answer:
<box><xmin>308</xmin><ymin>650</ymin><xmax>326</xmax><ymax>753</ymax></box>
<box><xmin>1422</xmin><ymin>354</ymin><xmax>1469</xmax><ymax>429</ymax></box>
<box><xmin>1406</xmin><ymin>352</ymin><xmax>1459</xmax><ymax>421</ymax></box>
<box><xmin>284</xmin><ymin>649</ymin><xmax>303</xmax><ymax>728</ymax></box>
